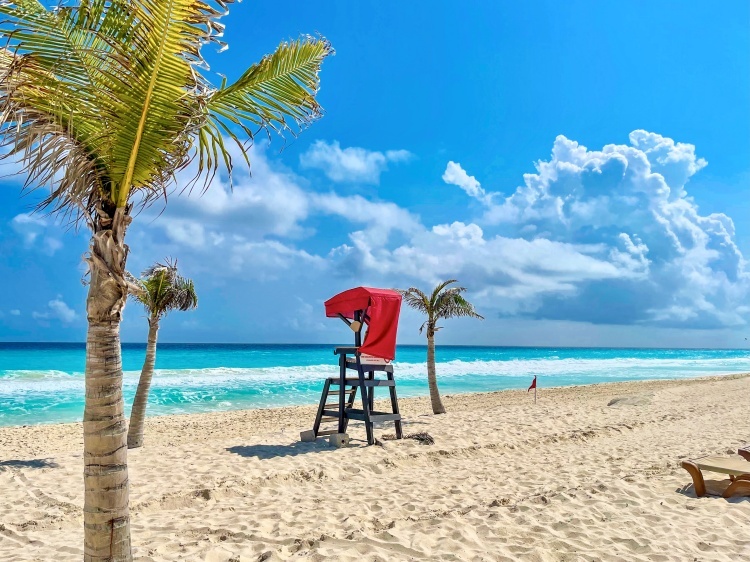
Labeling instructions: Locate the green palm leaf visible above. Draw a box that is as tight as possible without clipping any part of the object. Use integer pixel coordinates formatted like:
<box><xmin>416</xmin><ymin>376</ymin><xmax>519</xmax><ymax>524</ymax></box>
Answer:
<box><xmin>134</xmin><ymin>259</ymin><xmax>198</xmax><ymax>318</ymax></box>
<box><xmin>197</xmin><ymin>36</ymin><xmax>334</xmax><ymax>181</ymax></box>
<box><xmin>0</xmin><ymin>0</ymin><xmax>332</xmax><ymax>216</ymax></box>
<box><xmin>400</xmin><ymin>280</ymin><xmax>484</xmax><ymax>332</ymax></box>
<box><xmin>109</xmin><ymin>0</ymin><xmax>217</xmax><ymax>206</ymax></box>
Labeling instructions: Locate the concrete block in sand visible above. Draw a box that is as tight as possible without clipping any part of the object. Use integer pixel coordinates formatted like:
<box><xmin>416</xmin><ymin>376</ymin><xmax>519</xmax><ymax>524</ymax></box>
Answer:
<box><xmin>329</xmin><ymin>433</ymin><xmax>350</xmax><ymax>447</ymax></box>
<box><xmin>300</xmin><ymin>429</ymin><xmax>316</xmax><ymax>442</ymax></box>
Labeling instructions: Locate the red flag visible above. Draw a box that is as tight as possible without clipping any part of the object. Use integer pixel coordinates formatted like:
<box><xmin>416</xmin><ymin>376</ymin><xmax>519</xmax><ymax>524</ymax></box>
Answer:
<box><xmin>528</xmin><ymin>376</ymin><xmax>537</xmax><ymax>392</ymax></box>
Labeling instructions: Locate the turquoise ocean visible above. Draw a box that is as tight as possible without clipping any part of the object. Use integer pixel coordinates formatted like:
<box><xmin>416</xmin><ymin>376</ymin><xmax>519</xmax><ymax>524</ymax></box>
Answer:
<box><xmin>1</xmin><ymin>343</ymin><xmax>749</xmax><ymax>427</ymax></box>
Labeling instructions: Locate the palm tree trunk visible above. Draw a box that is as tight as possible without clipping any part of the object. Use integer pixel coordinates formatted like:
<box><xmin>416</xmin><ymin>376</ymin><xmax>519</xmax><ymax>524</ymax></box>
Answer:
<box><xmin>83</xmin><ymin>206</ymin><xmax>132</xmax><ymax>562</ymax></box>
<box><xmin>426</xmin><ymin>334</ymin><xmax>446</xmax><ymax>414</ymax></box>
<box><xmin>127</xmin><ymin>317</ymin><xmax>159</xmax><ymax>449</ymax></box>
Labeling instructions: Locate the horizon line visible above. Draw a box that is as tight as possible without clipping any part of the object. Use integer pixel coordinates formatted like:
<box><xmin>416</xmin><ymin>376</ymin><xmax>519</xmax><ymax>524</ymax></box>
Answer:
<box><xmin>0</xmin><ymin>341</ymin><xmax>749</xmax><ymax>351</ymax></box>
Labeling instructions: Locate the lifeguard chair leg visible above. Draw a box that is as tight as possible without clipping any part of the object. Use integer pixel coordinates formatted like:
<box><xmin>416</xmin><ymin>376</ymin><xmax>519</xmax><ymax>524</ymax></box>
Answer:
<box><xmin>338</xmin><ymin>355</ymin><xmax>347</xmax><ymax>434</ymax></box>
<box><xmin>368</xmin><ymin>371</ymin><xmax>375</xmax><ymax>411</ymax></box>
<box><xmin>356</xmin><ymin>362</ymin><xmax>374</xmax><ymax>445</ymax></box>
<box><xmin>312</xmin><ymin>378</ymin><xmax>332</xmax><ymax>437</ymax></box>
<box><xmin>387</xmin><ymin>369</ymin><xmax>403</xmax><ymax>439</ymax></box>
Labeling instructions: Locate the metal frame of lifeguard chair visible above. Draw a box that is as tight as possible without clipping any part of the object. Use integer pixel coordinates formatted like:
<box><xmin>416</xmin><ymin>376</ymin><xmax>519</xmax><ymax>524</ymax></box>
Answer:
<box><xmin>311</xmin><ymin>309</ymin><xmax>403</xmax><ymax>445</ymax></box>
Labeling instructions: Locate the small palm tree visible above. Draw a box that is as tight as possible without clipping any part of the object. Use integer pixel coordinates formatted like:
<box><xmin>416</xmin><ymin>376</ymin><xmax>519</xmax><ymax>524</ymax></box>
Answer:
<box><xmin>127</xmin><ymin>260</ymin><xmax>197</xmax><ymax>449</ymax></box>
<box><xmin>400</xmin><ymin>280</ymin><xmax>483</xmax><ymax>414</ymax></box>
<box><xmin>0</xmin><ymin>1</ymin><xmax>331</xmax><ymax>558</ymax></box>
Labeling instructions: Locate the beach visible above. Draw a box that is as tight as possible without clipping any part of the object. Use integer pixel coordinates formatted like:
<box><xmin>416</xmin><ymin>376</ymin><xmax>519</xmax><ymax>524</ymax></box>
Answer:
<box><xmin>2</xmin><ymin>374</ymin><xmax>750</xmax><ymax>561</ymax></box>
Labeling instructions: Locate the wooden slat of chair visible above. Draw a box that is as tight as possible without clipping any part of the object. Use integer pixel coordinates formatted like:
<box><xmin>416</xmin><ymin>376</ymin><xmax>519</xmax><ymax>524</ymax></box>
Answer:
<box><xmin>681</xmin><ymin>457</ymin><xmax>750</xmax><ymax>498</ymax></box>
<box><xmin>723</xmin><ymin>478</ymin><xmax>750</xmax><ymax>498</ymax></box>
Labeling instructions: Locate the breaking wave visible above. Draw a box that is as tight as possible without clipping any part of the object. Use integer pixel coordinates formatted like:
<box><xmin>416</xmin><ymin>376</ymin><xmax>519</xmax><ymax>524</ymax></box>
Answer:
<box><xmin>2</xmin><ymin>352</ymin><xmax>749</xmax><ymax>425</ymax></box>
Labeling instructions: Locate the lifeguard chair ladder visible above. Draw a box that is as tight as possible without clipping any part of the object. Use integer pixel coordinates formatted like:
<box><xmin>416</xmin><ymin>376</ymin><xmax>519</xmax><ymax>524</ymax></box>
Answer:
<box><xmin>309</xmin><ymin>289</ymin><xmax>404</xmax><ymax>445</ymax></box>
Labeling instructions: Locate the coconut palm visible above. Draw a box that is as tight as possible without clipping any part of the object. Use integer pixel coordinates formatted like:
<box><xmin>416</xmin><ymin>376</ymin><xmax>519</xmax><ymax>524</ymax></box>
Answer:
<box><xmin>0</xmin><ymin>1</ymin><xmax>331</xmax><ymax>559</ymax></box>
<box><xmin>400</xmin><ymin>280</ymin><xmax>483</xmax><ymax>414</ymax></box>
<box><xmin>127</xmin><ymin>260</ymin><xmax>197</xmax><ymax>449</ymax></box>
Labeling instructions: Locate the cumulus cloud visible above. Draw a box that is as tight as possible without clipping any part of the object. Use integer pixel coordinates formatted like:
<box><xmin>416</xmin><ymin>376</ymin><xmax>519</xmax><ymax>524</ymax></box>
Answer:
<box><xmin>127</xmin><ymin>145</ymin><xmax>314</xmax><ymax>281</ymax></box>
<box><xmin>435</xmin><ymin>130</ymin><xmax>748</xmax><ymax>327</ymax></box>
<box><xmin>300</xmin><ymin>140</ymin><xmax>411</xmax><ymax>184</ymax></box>
<box><xmin>11</xmin><ymin>213</ymin><xmax>63</xmax><ymax>255</ymax></box>
<box><xmin>442</xmin><ymin>161</ymin><xmax>490</xmax><ymax>203</ymax></box>
<box><xmin>148</xmin><ymin>145</ymin><xmax>310</xmax><ymax>249</ymax></box>
<box><xmin>229</xmin><ymin>240</ymin><xmax>326</xmax><ymax>280</ymax></box>
<box><xmin>32</xmin><ymin>298</ymin><xmax>77</xmax><ymax>324</ymax></box>
<box><xmin>131</xmin><ymin>144</ymin><xmax>417</xmax><ymax>282</ymax></box>
<box><xmin>332</xmin><ymin>220</ymin><xmax>649</xmax><ymax>315</ymax></box>
<box><xmin>310</xmin><ymin>192</ymin><xmax>421</xmax><ymax>247</ymax></box>
<box><xmin>130</xmin><ymin>130</ymin><xmax>745</xmax><ymax>331</ymax></box>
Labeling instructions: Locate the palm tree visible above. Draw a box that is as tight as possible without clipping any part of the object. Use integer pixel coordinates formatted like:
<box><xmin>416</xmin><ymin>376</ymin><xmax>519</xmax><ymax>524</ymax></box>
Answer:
<box><xmin>0</xmin><ymin>2</ymin><xmax>331</xmax><ymax>559</ymax></box>
<box><xmin>127</xmin><ymin>260</ymin><xmax>197</xmax><ymax>449</ymax></box>
<box><xmin>400</xmin><ymin>280</ymin><xmax>483</xmax><ymax>414</ymax></box>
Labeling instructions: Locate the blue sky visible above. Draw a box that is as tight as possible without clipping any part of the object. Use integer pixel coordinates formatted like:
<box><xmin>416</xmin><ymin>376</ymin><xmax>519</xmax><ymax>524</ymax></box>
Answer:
<box><xmin>1</xmin><ymin>1</ymin><xmax>750</xmax><ymax>347</ymax></box>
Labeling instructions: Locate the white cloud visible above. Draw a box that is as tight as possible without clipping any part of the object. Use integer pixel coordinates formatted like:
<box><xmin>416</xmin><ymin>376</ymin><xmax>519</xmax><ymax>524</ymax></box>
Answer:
<box><xmin>11</xmin><ymin>213</ymin><xmax>64</xmax><ymax>255</ymax></box>
<box><xmin>128</xmin><ymin>145</ymin><xmax>316</xmax><ymax>278</ymax></box>
<box><xmin>332</xmin><ymin>220</ymin><xmax>648</xmax><ymax>315</ymax></box>
<box><xmin>11</xmin><ymin>213</ymin><xmax>45</xmax><ymax>243</ymax></box>
<box><xmin>310</xmin><ymin>192</ymin><xmax>420</xmax><ymax>247</ymax></box>
<box><xmin>126</xmin><ymin>130</ymin><xmax>746</xmax><ymax>331</ymax></box>
<box><xmin>300</xmin><ymin>140</ymin><xmax>411</xmax><ymax>184</ymax></box>
<box><xmin>32</xmin><ymin>298</ymin><xmax>77</xmax><ymax>324</ymax></box>
<box><xmin>150</xmin><ymin>145</ymin><xmax>310</xmax><ymax>249</ymax></box>
<box><xmin>131</xmin><ymin>144</ymin><xmax>422</xmax><ymax>283</ymax></box>
<box><xmin>229</xmin><ymin>240</ymin><xmax>326</xmax><ymax>280</ymax></box>
<box><xmin>442</xmin><ymin>161</ymin><xmax>490</xmax><ymax>203</ymax></box>
<box><xmin>9</xmin><ymin>309</ymin><xmax>20</xmax><ymax>316</ymax></box>
<box><xmin>434</xmin><ymin>130</ymin><xmax>748</xmax><ymax>327</ymax></box>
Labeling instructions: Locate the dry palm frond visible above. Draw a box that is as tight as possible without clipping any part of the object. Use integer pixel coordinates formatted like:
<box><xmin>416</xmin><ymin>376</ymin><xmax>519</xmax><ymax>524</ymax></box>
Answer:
<box><xmin>379</xmin><ymin>432</ymin><xmax>435</xmax><ymax>445</ymax></box>
<box><xmin>405</xmin><ymin>432</ymin><xmax>435</xmax><ymax>445</ymax></box>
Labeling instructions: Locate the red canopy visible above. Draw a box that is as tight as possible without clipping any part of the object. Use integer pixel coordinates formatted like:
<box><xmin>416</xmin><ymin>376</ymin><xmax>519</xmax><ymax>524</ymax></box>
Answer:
<box><xmin>324</xmin><ymin>287</ymin><xmax>402</xmax><ymax>361</ymax></box>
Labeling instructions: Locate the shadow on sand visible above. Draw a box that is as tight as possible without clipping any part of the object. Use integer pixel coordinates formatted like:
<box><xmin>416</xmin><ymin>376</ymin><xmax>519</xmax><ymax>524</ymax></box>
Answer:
<box><xmin>676</xmin><ymin>482</ymin><xmax>750</xmax><ymax>502</ymax></box>
<box><xmin>0</xmin><ymin>458</ymin><xmax>59</xmax><ymax>469</ymax></box>
<box><xmin>226</xmin><ymin>441</ymin><xmax>337</xmax><ymax>460</ymax></box>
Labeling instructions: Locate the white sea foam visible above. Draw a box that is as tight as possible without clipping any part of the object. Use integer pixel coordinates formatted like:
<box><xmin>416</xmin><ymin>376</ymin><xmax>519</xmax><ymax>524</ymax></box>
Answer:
<box><xmin>2</xmin><ymin>355</ymin><xmax>750</xmax><ymax>395</ymax></box>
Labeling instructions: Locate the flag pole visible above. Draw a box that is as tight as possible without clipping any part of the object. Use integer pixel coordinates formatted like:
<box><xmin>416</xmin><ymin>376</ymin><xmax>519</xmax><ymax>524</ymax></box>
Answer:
<box><xmin>534</xmin><ymin>379</ymin><xmax>537</xmax><ymax>404</ymax></box>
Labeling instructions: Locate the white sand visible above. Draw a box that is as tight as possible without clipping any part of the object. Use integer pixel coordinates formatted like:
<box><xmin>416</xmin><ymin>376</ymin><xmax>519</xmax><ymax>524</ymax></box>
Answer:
<box><xmin>2</xmin><ymin>374</ymin><xmax>750</xmax><ymax>561</ymax></box>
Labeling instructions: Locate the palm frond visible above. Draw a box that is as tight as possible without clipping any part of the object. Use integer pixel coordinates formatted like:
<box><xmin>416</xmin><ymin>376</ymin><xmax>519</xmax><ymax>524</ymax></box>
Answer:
<box><xmin>107</xmin><ymin>0</ymin><xmax>230</xmax><ymax>207</ymax></box>
<box><xmin>429</xmin><ymin>279</ymin><xmax>458</xmax><ymax>308</ymax></box>
<box><xmin>206</xmin><ymin>36</ymin><xmax>333</xmax><ymax>135</ymax></box>
<box><xmin>399</xmin><ymin>287</ymin><xmax>430</xmax><ymax>315</ymax></box>
<box><xmin>170</xmin><ymin>276</ymin><xmax>198</xmax><ymax>312</ymax></box>
<box><xmin>133</xmin><ymin>258</ymin><xmax>197</xmax><ymax>318</ymax></box>
<box><xmin>0</xmin><ymin>1</ymin><xmax>133</xmax><ymax>221</ymax></box>
<box><xmin>195</xmin><ymin>36</ymin><xmax>333</xmax><ymax>188</ymax></box>
<box><xmin>0</xmin><ymin>1</ymin><xmax>331</xmax><ymax>228</ymax></box>
<box><xmin>435</xmin><ymin>291</ymin><xmax>484</xmax><ymax>321</ymax></box>
<box><xmin>400</xmin><ymin>280</ymin><xmax>483</xmax><ymax>332</ymax></box>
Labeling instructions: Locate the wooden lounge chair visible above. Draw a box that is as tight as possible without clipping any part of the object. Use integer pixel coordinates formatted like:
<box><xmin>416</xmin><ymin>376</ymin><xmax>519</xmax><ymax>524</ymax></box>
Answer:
<box><xmin>681</xmin><ymin>455</ymin><xmax>750</xmax><ymax>498</ymax></box>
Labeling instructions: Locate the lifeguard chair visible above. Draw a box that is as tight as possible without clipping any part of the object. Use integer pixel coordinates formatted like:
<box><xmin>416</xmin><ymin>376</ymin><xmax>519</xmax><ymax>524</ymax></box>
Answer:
<box><xmin>304</xmin><ymin>287</ymin><xmax>404</xmax><ymax>445</ymax></box>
